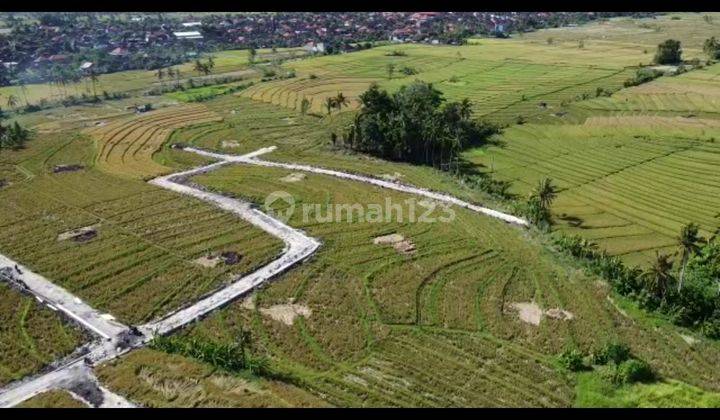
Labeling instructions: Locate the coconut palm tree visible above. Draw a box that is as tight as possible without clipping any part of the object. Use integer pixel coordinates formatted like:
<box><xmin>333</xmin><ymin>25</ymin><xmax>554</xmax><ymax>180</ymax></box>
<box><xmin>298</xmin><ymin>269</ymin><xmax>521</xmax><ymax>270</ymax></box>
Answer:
<box><xmin>155</xmin><ymin>68</ymin><xmax>165</xmax><ymax>87</ymax></box>
<box><xmin>643</xmin><ymin>252</ymin><xmax>674</xmax><ymax>300</ymax></box>
<box><xmin>334</xmin><ymin>92</ymin><xmax>348</xmax><ymax>111</ymax></box>
<box><xmin>677</xmin><ymin>222</ymin><xmax>703</xmax><ymax>292</ymax></box>
<box><xmin>532</xmin><ymin>177</ymin><xmax>557</xmax><ymax>211</ymax></box>
<box><xmin>324</xmin><ymin>96</ymin><xmax>336</xmax><ymax>115</ymax></box>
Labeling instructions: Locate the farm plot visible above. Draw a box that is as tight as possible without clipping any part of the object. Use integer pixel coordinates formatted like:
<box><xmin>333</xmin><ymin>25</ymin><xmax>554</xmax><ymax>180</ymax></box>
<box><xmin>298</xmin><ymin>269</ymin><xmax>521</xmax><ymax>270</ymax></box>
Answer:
<box><xmin>521</xmin><ymin>12</ymin><xmax>720</xmax><ymax>55</ymax></box>
<box><xmin>0</xmin><ymin>283</ymin><xmax>86</xmax><ymax>387</ymax></box>
<box><xmin>465</xmin><ymin>120</ymin><xmax>720</xmax><ymax>266</ymax></box>
<box><xmin>16</xmin><ymin>390</ymin><xmax>88</xmax><ymax>408</ymax></box>
<box><xmin>572</xmin><ymin>63</ymin><xmax>720</xmax><ymax>118</ymax></box>
<box><xmin>0</xmin><ymin>47</ymin><xmax>301</xmax><ymax>106</ymax></box>
<box><xmin>85</xmin><ymin>103</ymin><xmax>223</xmax><ymax>179</ymax></box>
<box><xmin>94</xmin><ymin>160</ymin><xmax>719</xmax><ymax>407</ymax></box>
<box><xmin>242</xmin><ymin>40</ymin><xmax>639</xmax><ymax>124</ymax></box>
<box><xmin>96</xmin><ymin>348</ymin><xmax>329</xmax><ymax>408</ymax></box>
<box><xmin>0</xmin><ymin>133</ymin><xmax>284</xmax><ymax>324</ymax></box>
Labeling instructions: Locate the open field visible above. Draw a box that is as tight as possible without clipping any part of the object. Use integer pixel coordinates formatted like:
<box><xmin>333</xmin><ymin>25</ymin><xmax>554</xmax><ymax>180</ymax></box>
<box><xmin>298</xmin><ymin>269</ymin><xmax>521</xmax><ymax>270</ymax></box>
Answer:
<box><xmin>88</xmin><ymin>159</ymin><xmax>719</xmax><ymax>406</ymax></box>
<box><xmin>96</xmin><ymin>348</ymin><xmax>330</xmax><ymax>408</ymax></box>
<box><xmin>241</xmin><ymin>40</ymin><xmax>643</xmax><ymax>124</ymax></box>
<box><xmin>85</xmin><ymin>103</ymin><xmax>223</xmax><ymax>179</ymax></box>
<box><xmin>466</xmin><ymin>64</ymin><xmax>720</xmax><ymax>266</ymax></box>
<box><xmin>3</xmin><ymin>14</ymin><xmax>720</xmax><ymax>407</ymax></box>
<box><xmin>521</xmin><ymin>13</ymin><xmax>720</xmax><ymax>55</ymax></box>
<box><xmin>16</xmin><ymin>389</ymin><xmax>88</xmax><ymax>408</ymax></box>
<box><xmin>0</xmin><ymin>132</ymin><xmax>283</xmax><ymax>325</ymax></box>
<box><xmin>0</xmin><ymin>283</ymin><xmax>86</xmax><ymax>386</ymax></box>
<box><xmin>0</xmin><ymin>47</ymin><xmax>304</xmax><ymax>106</ymax></box>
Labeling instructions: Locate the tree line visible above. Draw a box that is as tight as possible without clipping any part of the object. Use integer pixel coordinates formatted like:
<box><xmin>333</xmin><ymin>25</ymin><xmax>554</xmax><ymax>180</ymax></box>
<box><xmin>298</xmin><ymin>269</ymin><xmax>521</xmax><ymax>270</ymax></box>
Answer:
<box><xmin>343</xmin><ymin>81</ymin><xmax>499</xmax><ymax>172</ymax></box>
<box><xmin>553</xmin><ymin>222</ymin><xmax>720</xmax><ymax>339</ymax></box>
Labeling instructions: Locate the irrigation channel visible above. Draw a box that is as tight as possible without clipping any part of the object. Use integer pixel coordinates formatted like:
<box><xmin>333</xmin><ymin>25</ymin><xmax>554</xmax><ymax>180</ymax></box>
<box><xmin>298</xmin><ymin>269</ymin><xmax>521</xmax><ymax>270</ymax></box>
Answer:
<box><xmin>0</xmin><ymin>146</ymin><xmax>527</xmax><ymax>408</ymax></box>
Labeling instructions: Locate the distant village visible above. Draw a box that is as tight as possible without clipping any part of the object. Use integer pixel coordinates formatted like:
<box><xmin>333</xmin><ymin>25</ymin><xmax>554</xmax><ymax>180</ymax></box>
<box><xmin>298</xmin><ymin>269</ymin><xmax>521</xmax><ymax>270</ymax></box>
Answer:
<box><xmin>0</xmin><ymin>12</ymin><xmax>651</xmax><ymax>86</ymax></box>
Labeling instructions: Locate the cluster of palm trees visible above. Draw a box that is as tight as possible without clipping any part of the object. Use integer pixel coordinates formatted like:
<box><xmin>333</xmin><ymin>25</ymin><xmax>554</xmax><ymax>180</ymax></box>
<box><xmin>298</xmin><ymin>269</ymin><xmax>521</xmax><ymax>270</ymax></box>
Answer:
<box><xmin>323</xmin><ymin>91</ymin><xmax>349</xmax><ymax>115</ymax></box>
<box><xmin>643</xmin><ymin>222</ymin><xmax>706</xmax><ymax>300</ymax></box>
<box><xmin>155</xmin><ymin>66</ymin><xmax>184</xmax><ymax>89</ymax></box>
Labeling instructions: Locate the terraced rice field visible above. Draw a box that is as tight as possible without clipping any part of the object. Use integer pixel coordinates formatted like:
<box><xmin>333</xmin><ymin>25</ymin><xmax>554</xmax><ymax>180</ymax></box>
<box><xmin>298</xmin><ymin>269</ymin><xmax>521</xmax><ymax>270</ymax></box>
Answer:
<box><xmin>0</xmin><ymin>132</ymin><xmax>283</xmax><ymax>324</ymax></box>
<box><xmin>521</xmin><ymin>12</ymin><xmax>720</xmax><ymax>54</ymax></box>
<box><xmin>0</xmin><ymin>47</ymin><xmax>304</xmax><ymax>106</ymax></box>
<box><xmin>85</xmin><ymin>104</ymin><xmax>223</xmax><ymax>179</ymax></box>
<box><xmin>91</xmin><ymin>160</ymin><xmax>718</xmax><ymax>407</ymax></box>
<box><xmin>96</xmin><ymin>349</ymin><xmax>329</xmax><ymax>408</ymax></box>
<box><xmin>242</xmin><ymin>40</ymin><xmax>641</xmax><ymax>124</ymax></box>
<box><xmin>572</xmin><ymin>64</ymin><xmax>720</xmax><ymax>118</ymax></box>
<box><xmin>0</xmin><ymin>283</ymin><xmax>86</xmax><ymax>386</ymax></box>
<box><xmin>466</xmin><ymin>121</ymin><xmax>720</xmax><ymax>266</ymax></box>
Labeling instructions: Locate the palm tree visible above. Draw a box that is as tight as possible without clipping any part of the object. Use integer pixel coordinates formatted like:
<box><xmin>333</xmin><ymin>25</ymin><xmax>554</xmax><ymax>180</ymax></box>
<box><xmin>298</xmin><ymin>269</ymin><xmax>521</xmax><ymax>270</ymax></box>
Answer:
<box><xmin>458</xmin><ymin>98</ymin><xmax>472</xmax><ymax>120</ymax></box>
<box><xmin>677</xmin><ymin>222</ymin><xmax>702</xmax><ymax>292</ymax></box>
<box><xmin>324</xmin><ymin>96</ymin><xmax>336</xmax><ymax>115</ymax></box>
<box><xmin>6</xmin><ymin>94</ymin><xmax>18</xmax><ymax>111</ymax></box>
<box><xmin>643</xmin><ymin>252</ymin><xmax>674</xmax><ymax>300</ymax></box>
<box><xmin>532</xmin><ymin>177</ymin><xmax>557</xmax><ymax>210</ymax></box>
<box><xmin>334</xmin><ymin>92</ymin><xmax>348</xmax><ymax>111</ymax></box>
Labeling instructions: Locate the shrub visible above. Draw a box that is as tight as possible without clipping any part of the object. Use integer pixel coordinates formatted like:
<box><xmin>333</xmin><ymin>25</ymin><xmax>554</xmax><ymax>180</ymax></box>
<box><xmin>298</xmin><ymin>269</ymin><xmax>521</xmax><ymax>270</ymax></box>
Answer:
<box><xmin>613</xmin><ymin>359</ymin><xmax>655</xmax><ymax>384</ymax></box>
<box><xmin>592</xmin><ymin>342</ymin><xmax>631</xmax><ymax>365</ymax></box>
<box><xmin>558</xmin><ymin>349</ymin><xmax>586</xmax><ymax>371</ymax></box>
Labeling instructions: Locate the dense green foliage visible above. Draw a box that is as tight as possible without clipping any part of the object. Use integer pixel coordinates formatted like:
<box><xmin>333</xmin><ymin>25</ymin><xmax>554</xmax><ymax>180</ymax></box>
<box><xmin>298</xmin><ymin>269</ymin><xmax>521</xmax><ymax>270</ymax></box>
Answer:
<box><xmin>149</xmin><ymin>332</ymin><xmax>271</xmax><ymax>377</ymax></box>
<box><xmin>345</xmin><ymin>82</ymin><xmax>499</xmax><ymax>170</ymax></box>
<box><xmin>623</xmin><ymin>68</ymin><xmax>664</xmax><ymax>87</ymax></box>
<box><xmin>703</xmin><ymin>37</ymin><xmax>720</xmax><ymax>60</ymax></box>
<box><xmin>553</xmin><ymin>228</ymin><xmax>720</xmax><ymax>339</ymax></box>
<box><xmin>654</xmin><ymin>39</ymin><xmax>682</xmax><ymax>64</ymax></box>
<box><xmin>0</xmin><ymin>121</ymin><xmax>30</xmax><ymax>150</ymax></box>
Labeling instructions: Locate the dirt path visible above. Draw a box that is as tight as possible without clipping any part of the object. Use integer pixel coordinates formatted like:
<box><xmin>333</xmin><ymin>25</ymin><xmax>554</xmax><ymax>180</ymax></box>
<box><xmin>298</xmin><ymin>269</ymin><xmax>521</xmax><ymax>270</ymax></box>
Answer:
<box><xmin>185</xmin><ymin>146</ymin><xmax>529</xmax><ymax>226</ymax></box>
<box><xmin>0</xmin><ymin>145</ymin><xmax>525</xmax><ymax>408</ymax></box>
<box><xmin>0</xmin><ymin>148</ymin><xmax>320</xmax><ymax>408</ymax></box>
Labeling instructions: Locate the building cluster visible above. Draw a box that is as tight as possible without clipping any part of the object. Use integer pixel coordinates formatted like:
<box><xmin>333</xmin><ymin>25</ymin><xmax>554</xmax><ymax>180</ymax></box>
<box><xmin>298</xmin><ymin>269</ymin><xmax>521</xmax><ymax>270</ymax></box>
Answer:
<box><xmin>0</xmin><ymin>12</ymin><xmax>647</xmax><ymax>86</ymax></box>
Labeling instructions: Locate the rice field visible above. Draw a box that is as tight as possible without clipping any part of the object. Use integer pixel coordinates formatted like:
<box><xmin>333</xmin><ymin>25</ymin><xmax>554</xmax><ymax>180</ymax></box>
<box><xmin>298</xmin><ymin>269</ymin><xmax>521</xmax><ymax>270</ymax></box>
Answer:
<box><xmin>0</xmin><ymin>283</ymin><xmax>86</xmax><ymax>386</ymax></box>
<box><xmin>96</xmin><ymin>348</ymin><xmax>330</xmax><ymax>408</ymax></box>
<box><xmin>0</xmin><ymin>47</ymin><xmax>305</xmax><ymax>106</ymax></box>
<box><xmin>85</xmin><ymin>103</ymin><xmax>223</xmax><ymax>179</ymax></box>
<box><xmin>0</xmin><ymin>132</ymin><xmax>283</xmax><ymax>324</ymax></box>
<box><xmin>241</xmin><ymin>40</ymin><xmax>644</xmax><ymax>123</ymax></box>
<box><xmin>94</xmin><ymin>160</ymin><xmax>719</xmax><ymax>407</ymax></box>
<box><xmin>16</xmin><ymin>389</ymin><xmax>88</xmax><ymax>408</ymax></box>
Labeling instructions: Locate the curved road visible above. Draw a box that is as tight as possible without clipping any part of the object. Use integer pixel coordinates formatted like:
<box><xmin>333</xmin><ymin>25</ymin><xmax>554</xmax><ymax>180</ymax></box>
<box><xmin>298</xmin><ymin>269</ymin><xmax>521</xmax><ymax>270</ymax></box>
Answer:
<box><xmin>0</xmin><ymin>145</ymin><xmax>526</xmax><ymax>408</ymax></box>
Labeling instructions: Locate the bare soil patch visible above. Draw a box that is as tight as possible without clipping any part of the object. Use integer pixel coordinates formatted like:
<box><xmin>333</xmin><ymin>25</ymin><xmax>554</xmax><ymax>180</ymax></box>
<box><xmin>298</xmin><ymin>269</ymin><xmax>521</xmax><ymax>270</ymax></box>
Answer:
<box><xmin>373</xmin><ymin>233</ymin><xmax>416</xmax><ymax>255</ymax></box>
<box><xmin>509</xmin><ymin>302</ymin><xmax>575</xmax><ymax>326</ymax></box>
<box><xmin>259</xmin><ymin>302</ymin><xmax>312</xmax><ymax>326</ymax></box>
<box><xmin>221</xmin><ymin>140</ymin><xmax>240</xmax><ymax>149</ymax></box>
<box><xmin>280</xmin><ymin>172</ymin><xmax>306</xmax><ymax>183</ymax></box>
<box><xmin>53</xmin><ymin>164</ymin><xmax>85</xmax><ymax>174</ymax></box>
<box><xmin>510</xmin><ymin>302</ymin><xmax>543</xmax><ymax>326</ymax></box>
<box><xmin>57</xmin><ymin>226</ymin><xmax>98</xmax><ymax>243</ymax></box>
<box><xmin>193</xmin><ymin>251</ymin><xmax>243</xmax><ymax>268</ymax></box>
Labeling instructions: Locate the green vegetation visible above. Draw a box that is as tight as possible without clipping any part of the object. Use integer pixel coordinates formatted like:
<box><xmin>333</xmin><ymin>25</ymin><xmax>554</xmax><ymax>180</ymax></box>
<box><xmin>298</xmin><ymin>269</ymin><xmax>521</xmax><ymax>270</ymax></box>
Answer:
<box><xmin>654</xmin><ymin>39</ymin><xmax>682</xmax><ymax>64</ymax></box>
<box><xmin>96</xmin><ymin>349</ymin><xmax>329</xmax><ymax>408</ymax></box>
<box><xmin>16</xmin><ymin>390</ymin><xmax>88</xmax><ymax>408</ymax></box>
<box><xmin>0</xmin><ymin>283</ymin><xmax>86</xmax><ymax>386</ymax></box>
<box><xmin>575</xmin><ymin>372</ymin><xmax>720</xmax><ymax>408</ymax></box>
<box><xmin>345</xmin><ymin>82</ymin><xmax>498</xmax><ymax>169</ymax></box>
<box><xmin>0</xmin><ymin>121</ymin><xmax>31</xmax><ymax>150</ymax></box>
<box><xmin>0</xmin><ymin>131</ymin><xmax>283</xmax><ymax>324</ymax></box>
